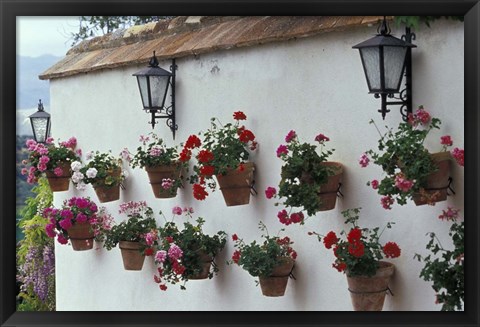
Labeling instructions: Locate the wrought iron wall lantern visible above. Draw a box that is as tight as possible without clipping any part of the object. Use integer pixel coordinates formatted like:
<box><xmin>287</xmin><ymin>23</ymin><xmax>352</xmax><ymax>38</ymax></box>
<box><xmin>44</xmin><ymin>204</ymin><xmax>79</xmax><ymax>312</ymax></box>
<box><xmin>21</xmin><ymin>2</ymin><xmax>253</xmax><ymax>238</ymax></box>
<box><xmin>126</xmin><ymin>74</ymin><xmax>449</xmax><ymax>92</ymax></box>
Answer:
<box><xmin>29</xmin><ymin>99</ymin><xmax>51</xmax><ymax>143</ymax></box>
<box><xmin>133</xmin><ymin>51</ymin><xmax>178</xmax><ymax>139</ymax></box>
<box><xmin>353</xmin><ymin>17</ymin><xmax>417</xmax><ymax>121</ymax></box>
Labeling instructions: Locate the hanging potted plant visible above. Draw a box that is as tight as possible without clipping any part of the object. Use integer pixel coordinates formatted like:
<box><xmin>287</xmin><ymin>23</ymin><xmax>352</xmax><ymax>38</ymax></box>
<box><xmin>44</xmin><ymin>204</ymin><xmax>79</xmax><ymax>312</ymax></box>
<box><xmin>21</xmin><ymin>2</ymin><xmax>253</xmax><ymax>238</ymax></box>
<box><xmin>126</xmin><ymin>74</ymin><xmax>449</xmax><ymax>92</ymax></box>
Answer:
<box><xmin>22</xmin><ymin>137</ymin><xmax>80</xmax><ymax>192</ymax></box>
<box><xmin>127</xmin><ymin>133</ymin><xmax>187</xmax><ymax>198</ymax></box>
<box><xmin>152</xmin><ymin>206</ymin><xmax>227</xmax><ymax>291</ymax></box>
<box><xmin>70</xmin><ymin>151</ymin><xmax>125</xmax><ymax>203</ymax></box>
<box><xmin>43</xmin><ymin>196</ymin><xmax>110</xmax><ymax>251</ymax></box>
<box><xmin>361</xmin><ymin>106</ymin><xmax>465</xmax><ymax>208</ymax></box>
<box><xmin>103</xmin><ymin>201</ymin><xmax>157</xmax><ymax>271</ymax></box>
<box><xmin>265</xmin><ymin>131</ymin><xmax>342</xmax><ymax>226</ymax></box>
<box><xmin>414</xmin><ymin>207</ymin><xmax>464</xmax><ymax>311</ymax></box>
<box><xmin>228</xmin><ymin>222</ymin><xmax>297</xmax><ymax>297</ymax></box>
<box><xmin>309</xmin><ymin>208</ymin><xmax>401</xmax><ymax>311</ymax></box>
<box><xmin>182</xmin><ymin>111</ymin><xmax>258</xmax><ymax>206</ymax></box>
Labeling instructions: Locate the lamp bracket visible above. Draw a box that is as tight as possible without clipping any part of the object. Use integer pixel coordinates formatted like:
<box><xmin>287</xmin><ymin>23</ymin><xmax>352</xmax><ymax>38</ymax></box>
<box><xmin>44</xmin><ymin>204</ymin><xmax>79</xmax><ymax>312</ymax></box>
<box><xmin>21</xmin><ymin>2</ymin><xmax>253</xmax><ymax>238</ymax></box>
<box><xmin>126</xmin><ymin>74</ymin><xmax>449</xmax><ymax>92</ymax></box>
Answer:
<box><xmin>147</xmin><ymin>58</ymin><xmax>178</xmax><ymax>139</ymax></box>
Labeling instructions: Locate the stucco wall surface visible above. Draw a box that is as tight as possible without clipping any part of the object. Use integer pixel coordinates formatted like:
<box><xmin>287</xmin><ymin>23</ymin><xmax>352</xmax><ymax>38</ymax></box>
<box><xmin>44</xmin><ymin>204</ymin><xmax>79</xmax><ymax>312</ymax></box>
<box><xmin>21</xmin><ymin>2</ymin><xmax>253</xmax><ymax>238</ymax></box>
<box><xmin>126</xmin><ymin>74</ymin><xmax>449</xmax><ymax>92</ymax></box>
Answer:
<box><xmin>49</xmin><ymin>19</ymin><xmax>464</xmax><ymax>311</ymax></box>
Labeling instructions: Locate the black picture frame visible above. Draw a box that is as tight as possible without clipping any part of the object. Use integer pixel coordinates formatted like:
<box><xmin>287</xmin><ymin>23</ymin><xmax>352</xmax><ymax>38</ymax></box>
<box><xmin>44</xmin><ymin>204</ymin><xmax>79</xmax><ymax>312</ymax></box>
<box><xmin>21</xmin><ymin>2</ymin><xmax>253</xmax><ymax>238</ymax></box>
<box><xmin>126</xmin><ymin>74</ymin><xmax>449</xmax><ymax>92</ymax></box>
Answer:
<box><xmin>1</xmin><ymin>1</ymin><xmax>478</xmax><ymax>326</ymax></box>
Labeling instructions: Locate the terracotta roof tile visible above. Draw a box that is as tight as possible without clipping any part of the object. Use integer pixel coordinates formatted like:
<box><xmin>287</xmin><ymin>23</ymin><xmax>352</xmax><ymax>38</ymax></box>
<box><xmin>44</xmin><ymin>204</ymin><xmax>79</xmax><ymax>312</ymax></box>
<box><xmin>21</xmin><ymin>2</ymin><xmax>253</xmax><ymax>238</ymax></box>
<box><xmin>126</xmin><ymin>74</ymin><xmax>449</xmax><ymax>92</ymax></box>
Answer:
<box><xmin>39</xmin><ymin>16</ymin><xmax>385</xmax><ymax>80</ymax></box>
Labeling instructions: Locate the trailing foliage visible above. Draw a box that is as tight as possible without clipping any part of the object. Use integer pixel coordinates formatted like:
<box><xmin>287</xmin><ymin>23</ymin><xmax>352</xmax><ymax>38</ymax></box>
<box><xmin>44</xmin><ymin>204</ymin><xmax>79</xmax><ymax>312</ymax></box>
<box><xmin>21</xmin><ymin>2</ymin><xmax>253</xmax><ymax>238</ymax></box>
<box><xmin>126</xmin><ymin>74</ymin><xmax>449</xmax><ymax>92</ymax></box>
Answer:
<box><xmin>16</xmin><ymin>177</ymin><xmax>55</xmax><ymax>311</ymax></box>
<box><xmin>414</xmin><ymin>208</ymin><xmax>464</xmax><ymax>311</ymax></box>
<box><xmin>269</xmin><ymin>131</ymin><xmax>338</xmax><ymax>221</ymax></box>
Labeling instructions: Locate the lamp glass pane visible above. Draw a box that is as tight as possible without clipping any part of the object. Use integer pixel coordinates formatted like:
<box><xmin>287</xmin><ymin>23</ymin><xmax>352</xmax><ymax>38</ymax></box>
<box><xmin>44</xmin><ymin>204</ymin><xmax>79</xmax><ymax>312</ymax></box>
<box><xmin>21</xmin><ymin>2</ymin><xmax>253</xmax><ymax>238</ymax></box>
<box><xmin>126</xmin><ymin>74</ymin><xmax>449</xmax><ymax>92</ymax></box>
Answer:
<box><xmin>150</xmin><ymin>75</ymin><xmax>170</xmax><ymax>108</ymax></box>
<box><xmin>31</xmin><ymin>117</ymin><xmax>48</xmax><ymax>143</ymax></box>
<box><xmin>384</xmin><ymin>46</ymin><xmax>408</xmax><ymax>91</ymax></box>
<box><xmin>360</xmin><ymin>47</ymin><xmax>380</xmax><ymax>91</ymax></box>
<box><xmin>136</xmin><ymin>76</ymin><xmax>150</xmax><ymax>108</ymax></box>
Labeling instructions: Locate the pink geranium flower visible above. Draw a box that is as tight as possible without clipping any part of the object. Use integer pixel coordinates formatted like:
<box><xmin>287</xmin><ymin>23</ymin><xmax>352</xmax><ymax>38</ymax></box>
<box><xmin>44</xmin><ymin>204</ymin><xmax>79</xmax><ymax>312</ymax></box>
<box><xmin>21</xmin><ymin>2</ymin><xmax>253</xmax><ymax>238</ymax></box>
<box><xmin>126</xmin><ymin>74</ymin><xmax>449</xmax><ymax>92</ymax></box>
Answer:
<box><xmin>276</xmin><ymin>145</ymin><xmax>288</xmax><ymax>158</ymax></box>
<box><xmin>264</xmin><ymin>186</ymin><xmax>277</xmax><ymax>199</ymax></box>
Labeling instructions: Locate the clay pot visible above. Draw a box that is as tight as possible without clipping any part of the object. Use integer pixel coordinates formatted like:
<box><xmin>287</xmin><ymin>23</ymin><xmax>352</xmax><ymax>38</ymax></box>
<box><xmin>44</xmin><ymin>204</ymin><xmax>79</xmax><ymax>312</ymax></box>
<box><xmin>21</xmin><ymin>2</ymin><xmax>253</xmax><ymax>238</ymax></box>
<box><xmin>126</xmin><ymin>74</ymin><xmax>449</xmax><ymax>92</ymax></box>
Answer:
<box><xmin>189</xmin><ymin>252</ymin><xmax>213</xmax><ymax>280</ymax></box>
<box><xmin>346</xmin><ymin>261</ymin><xmax>395</xmax><ymax>311</ymax></box>
<box><xmin>413</xmin><ymin>152</ymin><xmax>452</xmax><ymax>206</ymax></box>
<box><xmin>317</xmin><ymin>162</ymin><xmax>343</xmax><ymax>211</ymax></box>
<box><xmin>259</xmin><ymin>258</ymin><xmax>295</xmax><ymax>297</ymax></box>
<box><xmin>145</xmin><ymin>163</ymin><xmax>182</xmax><ymax>198</ymax></box>
<box><xmin>299</xmin><ymin>161</ymin><xmax>343</xmax><ymax>211</ymax></box>
<box><xmin>66</xmin><ymin>223</ymin><xmax>94</xmax><ymax>251</ymax></box>
<box><xmin>216</xmin><ymin>162</ymin><xmax>255</xmax><ymax>206</ymax></box>
<box><xmin>119</xmin><ymin>241</ymin><xmax>145</xmax><ymax>271</ymax></box>
<box><xmin>93</xmin><ymin>168</ymin><xmax>121</xmax><ymax>203</ymax></box>
<box><xmin>45</xmin><ymin>162</ymin><xmax>71</xmax><ymax>192</ymax></box>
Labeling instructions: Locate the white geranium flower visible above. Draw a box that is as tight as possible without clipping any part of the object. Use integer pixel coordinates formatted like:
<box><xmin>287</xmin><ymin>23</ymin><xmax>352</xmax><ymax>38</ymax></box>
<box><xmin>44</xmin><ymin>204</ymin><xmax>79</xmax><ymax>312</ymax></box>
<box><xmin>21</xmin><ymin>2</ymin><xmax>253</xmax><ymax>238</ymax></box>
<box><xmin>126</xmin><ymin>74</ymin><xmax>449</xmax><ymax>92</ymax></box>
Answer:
<box><xmin>72</xmin><ymin>171</ymin><xmax>84</xmax><ymax>183</ymax></box>
<box><xmin>70</xmin><ymin>161</ymin><xmax>82</xmax><ymax>172</ymax></box>
<box><xmin>76</xmin><ymin>181</ymin><xmax>87</xmax><ymax>191</ymax></box>
<box><xmin>122</xmin><ymin>169</ymin><xmax>129</xmax><ymax>179</ymax></box>
<box><xmin>86</xmin><ymin>167</ymin><xmax>98</xmax><ymax>178</ymax></box>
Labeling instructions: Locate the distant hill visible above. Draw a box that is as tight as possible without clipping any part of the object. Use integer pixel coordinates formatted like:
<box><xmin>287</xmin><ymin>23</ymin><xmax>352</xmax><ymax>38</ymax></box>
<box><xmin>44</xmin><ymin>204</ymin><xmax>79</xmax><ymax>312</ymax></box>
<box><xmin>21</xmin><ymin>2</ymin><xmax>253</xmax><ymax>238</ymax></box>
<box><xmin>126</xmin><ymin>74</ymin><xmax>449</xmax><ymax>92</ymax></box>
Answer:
<box><xmin>17</xmin><ymin>54</ymin><xmax>61</xmax><ymax>136</ymax></box>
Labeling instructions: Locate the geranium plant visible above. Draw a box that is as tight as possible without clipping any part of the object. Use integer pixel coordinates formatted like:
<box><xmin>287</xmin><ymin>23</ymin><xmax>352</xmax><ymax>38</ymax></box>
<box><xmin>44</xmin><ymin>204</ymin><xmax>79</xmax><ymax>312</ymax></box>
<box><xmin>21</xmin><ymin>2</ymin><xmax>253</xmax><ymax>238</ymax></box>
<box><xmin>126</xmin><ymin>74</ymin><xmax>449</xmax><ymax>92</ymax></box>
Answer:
<box><xmin>181</xmin><ymin>111</ymin><xmax>258</xmax><ymax>201</ymax></box>
<box><xmin>361</xmin><ymin>106</ymin><xmax>465</xmax><ymax>208</ymax></box>
<box><xmin>152</xmin><ymin>206</ymin><xmax>227</xmax><ymax>290</ymax></box>
<box><xmin>126</xmin><ymin>133</ymin><xmax>187</xmax><ymax>196</ymax></box>
<box><xmin>103</xmin><ymin>201</ymin><xmax>157</xmax><ymax>256</ymax></box>
<box><xmin>265</xmin><ymin>131</ymin><xmax>341</xmax><ymax>224</ymax></box>
<box><xmin>43</xmin><ymin>196</ymin><xmax>109</xmax><ymax>245</ymax></box>
<box><xmin>414</xmin><ymin>207</ymin><xmax>464</xmax><ymax>311</ymax></box>
<box><xmin>70</xmin><ymin>151</ymin><xmax>125</xmax><ymax>191</ymax></box>
<box><xmin>22</xmin><ymin>137</ymin><xmax>80</xmax><ymax>184</ymax></box>
<box><xmin>310</xmin><ymin>208</ymin><xmax>401</xmax><ymax>277</ymax></box>
<box><xmin>228</xmin><ymin>222</ymin><xmax>297</xmax><ymax>283</ymax></box>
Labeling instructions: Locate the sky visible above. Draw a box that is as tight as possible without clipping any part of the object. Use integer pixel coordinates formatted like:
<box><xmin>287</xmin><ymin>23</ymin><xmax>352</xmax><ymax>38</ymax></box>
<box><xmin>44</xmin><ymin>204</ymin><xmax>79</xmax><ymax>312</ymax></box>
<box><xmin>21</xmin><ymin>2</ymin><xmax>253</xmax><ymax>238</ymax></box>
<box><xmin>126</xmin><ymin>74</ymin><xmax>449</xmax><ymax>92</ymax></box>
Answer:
<box><xmin>17</xmin><ymin>16</ymin><xmax>80</xmax><ymax>57</ymax></box>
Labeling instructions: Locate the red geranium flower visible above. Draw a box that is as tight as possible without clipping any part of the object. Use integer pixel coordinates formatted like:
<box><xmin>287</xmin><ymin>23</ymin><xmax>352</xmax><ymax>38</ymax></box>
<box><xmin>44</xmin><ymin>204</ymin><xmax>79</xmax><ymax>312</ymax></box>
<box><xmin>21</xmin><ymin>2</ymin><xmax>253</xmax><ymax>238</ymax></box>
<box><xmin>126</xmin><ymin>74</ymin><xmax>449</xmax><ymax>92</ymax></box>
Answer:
<box><xmin>348</xmin><ymin>240</ymin><xmax>365</xmax><ymax>258</ymax></box>
<box><xmin>333</xmin><ymin>261</ymin><xmax>347</xmax><ymax>272</ymax></box>
<box><xmin>347</xmin><ymin>228</ymin><xmax>362</xmax><ymax>243</ymax></box>
<box><xmin>383</xmin><ymin>242</ymin><xmax>401</xmax><ymax>258</ymax></box>
<box><xmin>185</xmin><ymin>135</ymin><xmax>201</xmax><ymax>149</ymax></box>
<box><xmin>323</xmin><ymin>231</ymin><xmax>339</xmax><ymax>249</ymax></box>
<box><xmin>144</xmin><ymin>247</ymin><xmax>154</xmax><ymax>256</ymax></box>
<box><xmin>179</xmin><ymin>148</ymin><xmax>192</xmax><ymax>162</ymax></box>
<box><xmin>200</xmin><ymin>165</ymin><xmax>215</xmax><ymax>176</ymax></box>
<box><xmin>159</xmin><ymin>284</ymin><xmax>168</xmax><ymax>291</ymax></box>
<box><xmin>232</xmin><ymin>234</ymin><xmax>239</xmax><ymax>241</ymax></box>
<box><xmin>233</xmin><ymin>111</ymin><xmax>247</xmax><ymax>120</ymax></box>
<box><xmin>239</xmin><ymin>129</ymin><xmax>255</xmax><ymax>143</ymax></box>
<box><xmin>232</xmin><ymin>250</ymin><xmax>241</xmax><ymax>264</ymax></box>
<box><xmin>193</xmin><ymin>183</ymin><xmax>209</xmax><ymax>200</ymax></box>
<box><xmin>197</xmin><ymin>150</ymin><xmax>214</xmax><ymax>163</ymax></box>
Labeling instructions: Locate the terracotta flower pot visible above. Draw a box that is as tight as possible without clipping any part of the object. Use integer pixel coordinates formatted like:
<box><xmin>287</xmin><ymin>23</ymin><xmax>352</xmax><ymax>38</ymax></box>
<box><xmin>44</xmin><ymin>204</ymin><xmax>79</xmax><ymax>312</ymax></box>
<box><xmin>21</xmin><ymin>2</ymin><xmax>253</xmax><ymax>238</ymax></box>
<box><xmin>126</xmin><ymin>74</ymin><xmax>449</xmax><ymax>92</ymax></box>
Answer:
<box><xmin>93</xmin><ymin>168</ymin><xmax>121</xmax><ymax>203</ymax></box>
<box><xmin>299</xmin><ymin>161</ymin><xmax>343</xmax><ymax>211</ymax></box>
<box><xmin>259</xmin><ymin>258</ymin><xmax>295</xmax><ymax>297</ymax></box>
<box><xmin>66</xmin><ymin>223</ymin><xmax>94</xmax><ymax>251</ymax></box>
<box><xmin>346</xmin><ymin>261</ymin><xmax>395</xmax><ymax>311</ymax></box>
<box><xmin>145</xmin><ymin>163</ymin><xmax>182</xmax><ymax>198</ymax></box>
<box><xmin>188</xmin><ymin>252</ymin><xmax>213</xmax><ymax>280</ymax></box>
<box><xmin>45</xmin><ymin>162</ymin><xmax>71</xmax><ymax>192</ymax></box>
<box><xmin>413</xmin><ymin>152</ymin><xmax>452</xmax><ymax>206</ymax></box>
<box><xmin>317</xmin><ymin>162</ymin><xmax>343</xmax><ymax>211</ymax></box>
<box><xmin>119</xmin><ymin>241</ymin><xmax>145</xmax><ymax>271</ymax></box>
<box><xmin>216</xmin><ymin>162</ymin><xmax>255</xmax><ymax>206</ymax></box>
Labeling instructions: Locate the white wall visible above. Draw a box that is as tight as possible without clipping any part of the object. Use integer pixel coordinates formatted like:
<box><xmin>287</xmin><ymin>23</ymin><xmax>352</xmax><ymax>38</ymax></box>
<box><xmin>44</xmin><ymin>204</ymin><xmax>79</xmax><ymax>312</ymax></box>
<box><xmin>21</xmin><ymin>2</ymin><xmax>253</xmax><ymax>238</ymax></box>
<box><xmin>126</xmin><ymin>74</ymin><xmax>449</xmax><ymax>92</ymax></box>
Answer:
<box><xmin>50</xmin><ymin>18</ymin><xmax>464</xmax><ymax>311</ymax></box>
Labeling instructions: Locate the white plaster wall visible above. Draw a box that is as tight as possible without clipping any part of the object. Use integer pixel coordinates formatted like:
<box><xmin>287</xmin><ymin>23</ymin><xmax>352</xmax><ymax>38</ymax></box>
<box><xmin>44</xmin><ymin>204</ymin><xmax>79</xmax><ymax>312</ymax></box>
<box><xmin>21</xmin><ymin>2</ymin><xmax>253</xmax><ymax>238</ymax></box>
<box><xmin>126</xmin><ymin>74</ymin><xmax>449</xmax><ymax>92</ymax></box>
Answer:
<box><xmin>50</xmin><ymin>18</ymin><xmax>464</xmax><ymax>311</ymax></box>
